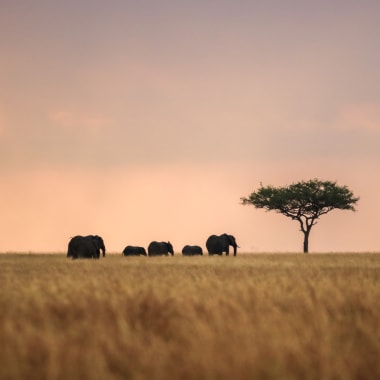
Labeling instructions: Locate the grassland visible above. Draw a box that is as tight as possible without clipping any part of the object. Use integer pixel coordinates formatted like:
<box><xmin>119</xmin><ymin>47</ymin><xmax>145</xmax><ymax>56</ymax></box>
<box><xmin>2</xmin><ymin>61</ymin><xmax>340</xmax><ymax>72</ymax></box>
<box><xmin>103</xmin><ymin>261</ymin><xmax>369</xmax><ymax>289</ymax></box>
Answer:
<box><xmin>0</xmin><ymin>253</ymin><xmax>379</xmax><ymax>380</ymax></box>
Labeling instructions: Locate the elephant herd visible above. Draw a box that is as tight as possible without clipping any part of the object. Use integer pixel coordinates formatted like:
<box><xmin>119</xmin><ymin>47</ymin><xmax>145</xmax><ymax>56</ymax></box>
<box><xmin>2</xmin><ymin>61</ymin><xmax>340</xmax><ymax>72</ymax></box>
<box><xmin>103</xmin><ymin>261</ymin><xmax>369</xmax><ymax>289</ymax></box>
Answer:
<box><xmin>67</xmin><ymin>233</ymin><xmax>238</xmax><ymax>259</ymax></box>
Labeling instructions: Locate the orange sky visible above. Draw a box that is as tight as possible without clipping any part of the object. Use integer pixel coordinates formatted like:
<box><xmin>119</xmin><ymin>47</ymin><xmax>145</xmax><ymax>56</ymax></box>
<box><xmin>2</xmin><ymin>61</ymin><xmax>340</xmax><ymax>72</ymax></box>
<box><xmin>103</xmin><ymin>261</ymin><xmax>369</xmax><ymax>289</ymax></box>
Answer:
<box><xmin>1</xmin><ymin>1</ymin><xmax>379</xmax><ymax>253</ymax></box>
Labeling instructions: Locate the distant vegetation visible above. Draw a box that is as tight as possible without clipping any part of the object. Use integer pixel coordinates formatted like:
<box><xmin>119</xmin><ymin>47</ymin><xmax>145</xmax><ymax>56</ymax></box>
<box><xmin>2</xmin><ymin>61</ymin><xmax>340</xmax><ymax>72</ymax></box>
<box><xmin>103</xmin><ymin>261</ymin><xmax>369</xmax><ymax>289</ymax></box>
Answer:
<box><xmin>0</xmin><ymin>253</ymin><xmax>379</xmax><ymax>380</ymax></box>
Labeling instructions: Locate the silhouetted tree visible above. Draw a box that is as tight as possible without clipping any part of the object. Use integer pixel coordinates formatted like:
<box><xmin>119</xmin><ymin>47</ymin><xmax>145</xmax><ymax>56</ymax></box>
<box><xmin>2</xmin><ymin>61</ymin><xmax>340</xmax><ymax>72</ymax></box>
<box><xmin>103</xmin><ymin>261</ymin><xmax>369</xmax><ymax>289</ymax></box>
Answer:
<box><xmin>241</xmin><ymin>179</ymin><xmax>359</xmax><ymax>253</ymax></box>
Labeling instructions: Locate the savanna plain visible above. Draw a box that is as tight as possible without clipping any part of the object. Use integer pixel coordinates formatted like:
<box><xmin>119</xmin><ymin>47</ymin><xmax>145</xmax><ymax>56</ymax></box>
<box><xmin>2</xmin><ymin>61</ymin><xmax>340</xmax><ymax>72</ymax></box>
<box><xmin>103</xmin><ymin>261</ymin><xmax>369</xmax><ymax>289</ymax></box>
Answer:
<box><xmin>0</xmin><ymin>253</ymin><xmax>379</xmax><ymax>380</ymax></box>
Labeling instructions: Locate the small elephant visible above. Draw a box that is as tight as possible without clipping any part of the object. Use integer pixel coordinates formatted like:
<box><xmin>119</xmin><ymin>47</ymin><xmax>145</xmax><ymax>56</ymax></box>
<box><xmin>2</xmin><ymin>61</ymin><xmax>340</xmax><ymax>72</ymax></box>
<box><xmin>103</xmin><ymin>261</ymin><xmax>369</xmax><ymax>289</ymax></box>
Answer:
<box><xmin>182</xmin><ymin>245</ymin><xmax>203</xmax><ymax>256</ymax></box>
<box><xmin>122</xmin><ymin>246</ymin><xmax>147</xmax><ymax>256</ymax></box>
<box><xmin>206</xmin><ymin>233</ymin><xmax>238</xmax><ymax>256</ymax></box>
<box><xmin>148</xmin><ymin>241</ymin><xmax>174</xmax><ymax>256</ymax></box>
<box><xmin>67</xmin><ymin>235</ymin><xmax>106</xmax><ymax>259</ymax></box>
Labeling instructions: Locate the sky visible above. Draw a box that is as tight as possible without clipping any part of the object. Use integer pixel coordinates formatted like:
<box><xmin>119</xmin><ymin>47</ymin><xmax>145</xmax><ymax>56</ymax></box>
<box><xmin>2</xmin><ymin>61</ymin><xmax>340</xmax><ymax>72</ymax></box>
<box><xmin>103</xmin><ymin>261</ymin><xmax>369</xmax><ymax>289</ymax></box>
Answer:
<box><xmin>1</xmin><ymin>0</ymin><xmax>379</xmax><ymax>253</ymax></box>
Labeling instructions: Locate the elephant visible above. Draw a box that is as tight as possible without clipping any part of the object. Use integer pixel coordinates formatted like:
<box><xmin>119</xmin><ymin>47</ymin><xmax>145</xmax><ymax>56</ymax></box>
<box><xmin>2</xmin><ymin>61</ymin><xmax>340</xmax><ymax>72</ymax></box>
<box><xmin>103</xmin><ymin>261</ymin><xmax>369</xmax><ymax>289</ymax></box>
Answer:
<box><xmin>122</xmin><ymin>245</ymin><xmax>147</xmax><ymax>256</ymax></box>
<box><xmin>86</xmin><ymin>235</ymin><xmax>106</xmax><ymax>258</ymax></box>
<box><xmin>206</xmin><ymin>234</ymin><xmax>238</xmax><ymax>256</ymax></box>
<box><xmin>182</xmin><ymin>245</ymin><xmax>203</xmax><ymax>256</ymax></box>
<box><xmin>67</xmin><ymin>235</ymin><xmax>106</xmax><ymax>259</ymax></box>
<box><xmin>148</xmin><ymin>241</ymin><xmax>174</xmax><ymax>256</ymax></box>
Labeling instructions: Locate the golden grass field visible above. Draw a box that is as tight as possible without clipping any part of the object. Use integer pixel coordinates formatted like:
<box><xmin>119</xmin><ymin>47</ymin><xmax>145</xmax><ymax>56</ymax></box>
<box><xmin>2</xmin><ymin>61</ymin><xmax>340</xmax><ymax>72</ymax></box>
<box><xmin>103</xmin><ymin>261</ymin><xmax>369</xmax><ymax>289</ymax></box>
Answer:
<box><xmin>0</xmin><ymin>253</ymin><xmax>379</xmax><ymax>380</ymax></box>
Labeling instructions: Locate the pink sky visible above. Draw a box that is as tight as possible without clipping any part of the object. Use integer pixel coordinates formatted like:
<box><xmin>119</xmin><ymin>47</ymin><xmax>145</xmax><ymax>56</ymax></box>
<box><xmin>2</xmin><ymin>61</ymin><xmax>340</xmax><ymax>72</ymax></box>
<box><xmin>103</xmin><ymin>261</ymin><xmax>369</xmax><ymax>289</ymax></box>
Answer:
<box><xmin>1</xmin><ymin>1</ymin><xmax>379</xmax><ymax>253</ymax></box>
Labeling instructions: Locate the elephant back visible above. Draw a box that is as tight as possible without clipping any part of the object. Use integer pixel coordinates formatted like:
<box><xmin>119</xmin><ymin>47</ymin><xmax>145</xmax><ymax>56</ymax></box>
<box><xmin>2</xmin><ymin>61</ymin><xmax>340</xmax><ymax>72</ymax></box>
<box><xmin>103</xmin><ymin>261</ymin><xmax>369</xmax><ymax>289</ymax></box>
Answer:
<box><xmin>182</xmin><ymin>245</ymin><xmax>203</xmax><ymax>255</ymax></box>
<box><xmin>206</xmin><ymin>235</ymin><xmax>223</xmax><ymax>254</ymax></box>
<box><xmin>206</xmin><ymin>234</ymin><xmax>237</xmax><ymax>256</ymax></box>
<box><xmin>67</xmin><ymin>235</ymin><xmax>82</xmax><ymax>257</ymax></box>
<box><xmin>148</xmin><ymin>241</ymin><xmax>173</xmax><ymax>256</ymax></box>
<box><xmin>123</xmin><ymin>246</ymin><xmax>147</xmax><ymax>256</ymax></box>
<box><xmin>182</xmin><ymin>245</ymin><xmax>192</xmax><ymax>255</ymax></box>
<box><xmin>67</xmin><ymin>235</ymin><xmax>99</xmax><ymax>259</ymax></box>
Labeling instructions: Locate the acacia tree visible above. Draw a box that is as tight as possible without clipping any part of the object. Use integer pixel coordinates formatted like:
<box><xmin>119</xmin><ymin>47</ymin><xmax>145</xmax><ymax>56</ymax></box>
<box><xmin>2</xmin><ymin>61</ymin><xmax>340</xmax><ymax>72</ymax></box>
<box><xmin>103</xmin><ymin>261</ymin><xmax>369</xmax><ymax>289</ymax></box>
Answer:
<box><xmin>241</xmin><ymin>179</ymin><xmax>359</xmax><ymax>253</ymax></box>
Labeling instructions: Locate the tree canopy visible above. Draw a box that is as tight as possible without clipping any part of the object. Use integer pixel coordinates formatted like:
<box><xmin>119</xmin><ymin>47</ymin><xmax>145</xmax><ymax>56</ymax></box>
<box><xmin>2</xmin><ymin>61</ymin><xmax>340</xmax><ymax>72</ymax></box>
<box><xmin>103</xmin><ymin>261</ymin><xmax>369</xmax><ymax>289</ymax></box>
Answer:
<box><xmin>241</xmin><ymin>179</ymin><xmax>359</xmax><ymax>253</ymax></box>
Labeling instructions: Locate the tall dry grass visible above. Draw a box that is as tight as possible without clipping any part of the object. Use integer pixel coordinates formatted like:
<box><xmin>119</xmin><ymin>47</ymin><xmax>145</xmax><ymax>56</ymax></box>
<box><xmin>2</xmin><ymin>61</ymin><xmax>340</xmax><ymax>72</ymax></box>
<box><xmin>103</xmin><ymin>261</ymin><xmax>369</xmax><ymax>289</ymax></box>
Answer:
<box><xmin>0</xmin><ymin>253</ymin><xmax>379</xmax><ymax>380</ymax></box>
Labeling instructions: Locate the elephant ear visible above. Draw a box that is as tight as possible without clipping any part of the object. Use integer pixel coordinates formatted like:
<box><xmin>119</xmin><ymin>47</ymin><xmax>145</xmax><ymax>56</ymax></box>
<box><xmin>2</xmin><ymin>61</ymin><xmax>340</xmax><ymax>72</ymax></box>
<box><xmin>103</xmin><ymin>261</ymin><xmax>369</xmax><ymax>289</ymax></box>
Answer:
<box><xmin>228</xmin><ymin>235</ymin><xmax>236</xmax><ymax>245</ymax></box>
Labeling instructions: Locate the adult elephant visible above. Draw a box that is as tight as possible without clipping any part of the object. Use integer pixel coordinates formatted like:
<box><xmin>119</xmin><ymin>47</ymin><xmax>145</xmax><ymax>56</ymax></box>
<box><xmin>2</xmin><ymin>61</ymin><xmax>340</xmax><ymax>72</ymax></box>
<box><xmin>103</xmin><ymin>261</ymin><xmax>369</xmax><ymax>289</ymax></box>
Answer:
<box><xmin>206</xmin><ymin>234</ymin><xmax>238</xmax><ymax>256</ymax></box>
<box><xmin>67</xmin><ymin>235</ymin><xmax>106</xmax><ymax>259</ymax></box>
<box><xmin>122</xmin><ymin>246</ymin><xmax>147</xmax><ymax>256</ymax></box>
<box><xmin>182</xmin><ymin>245</ymin><xmax>203</xmax><ymax>256</ymax></box>
<box><xmin>148</xmin><ymin>241</ymin><xmax>174</xmax><ymax>256</ymax></box>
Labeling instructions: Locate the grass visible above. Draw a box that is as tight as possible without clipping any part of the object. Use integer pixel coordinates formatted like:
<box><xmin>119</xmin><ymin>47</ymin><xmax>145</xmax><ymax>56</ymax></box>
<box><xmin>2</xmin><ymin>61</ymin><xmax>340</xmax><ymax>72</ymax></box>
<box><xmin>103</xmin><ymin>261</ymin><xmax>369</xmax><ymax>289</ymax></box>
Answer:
<box><xmin>0</xmin><ymin>253</ymin><xmax>379</xmax><ymax>380</ymax></box>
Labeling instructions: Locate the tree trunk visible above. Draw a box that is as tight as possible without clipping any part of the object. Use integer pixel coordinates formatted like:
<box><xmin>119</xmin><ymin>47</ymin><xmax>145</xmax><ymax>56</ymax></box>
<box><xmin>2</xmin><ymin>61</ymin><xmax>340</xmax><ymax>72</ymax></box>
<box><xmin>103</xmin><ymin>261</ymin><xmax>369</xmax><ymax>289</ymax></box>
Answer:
<box><xmin>303</xmin><ymin>229</ymin><xmax>310</xmax><ymax>253</ymax></box>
